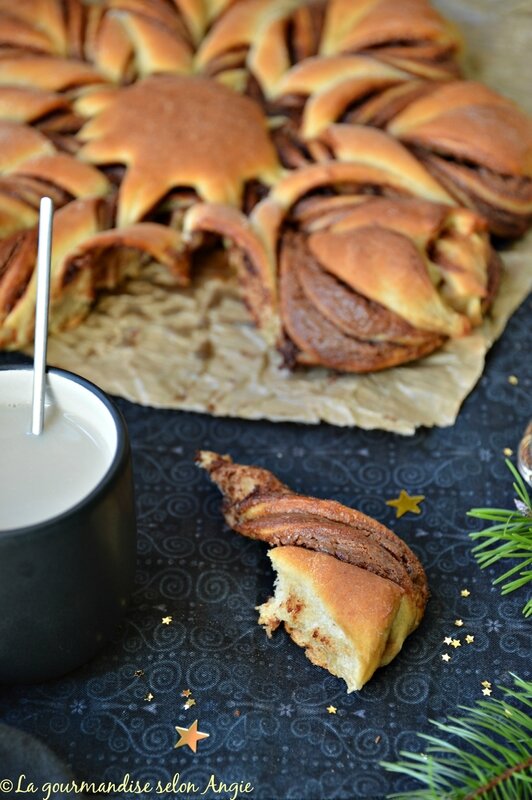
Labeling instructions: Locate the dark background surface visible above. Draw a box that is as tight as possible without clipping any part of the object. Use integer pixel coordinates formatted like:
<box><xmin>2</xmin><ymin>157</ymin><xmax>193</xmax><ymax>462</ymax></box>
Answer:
<box><xmin>0</xmin><ymin>292</ymin><xmax>530</xmax><ymax>800</ymax></box>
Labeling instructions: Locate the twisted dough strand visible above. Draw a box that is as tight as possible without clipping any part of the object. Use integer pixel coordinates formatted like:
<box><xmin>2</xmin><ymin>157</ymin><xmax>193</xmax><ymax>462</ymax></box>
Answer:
<box><xmin>196</xmin><ymin>450</ymin><xmax>428</xmax><ymax>627</ymax></box>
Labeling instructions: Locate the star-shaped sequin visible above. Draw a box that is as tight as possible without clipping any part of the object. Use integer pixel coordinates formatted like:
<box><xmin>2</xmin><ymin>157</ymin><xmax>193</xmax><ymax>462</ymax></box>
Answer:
<box><xmin>482</xmin><ymin>687</ymin><xmax>492</xmax><ymax>696</ymax></box>
<box><xmin>162</xmin><ymin>616</ymin><xmax>173</xmax><ymax>625</ymax></box>
<box><xmin>174</xmin><ymin>720</ymin><xmax>210</xmax><ymax>753</ymax></box>
<box><xmin>441</xmin><ymin>653</ymin><xmax>451</xmax><ymax>662</ymax></box>
<box><xmin>443</xmin><ymin>636</ymin><xmax>452</xmax><ymax>645</ymax></box>
<box><xmin>386</xmin><ymin>490</ymin><xmax>425</xmax><ymax>518</ymax></box>
<box><xmin>144</xmin><ymin>692</ymin><xmax>154</xmax><ymax>702</ymax></box>
<box><xmin>481</xmin><ymin>680</ymin><xmax>492</xmax><ymax>689</ymax></box>
<box><xmin>181</xmin><ymin>689</ymin><xmax>192</xmax><ymax>697</ymax></box>
<box><xmin>134</xmin><ymin>669</ymin><xmax>145</xmax><ymax>678</ymax></box>
<box><xmin>326</xmin><ymin>706</ymin><xmax>337</xmax><ymax>714</ymax></box>
<box><xmin>465</xmin><ymin>635</ymin><xmax>475</xmax><ymax>644</ymax></box>
<box><xmin>454</xmin><ymin>619</ymin><xmax>464</xmax><ymax>627</ymax></box>
<box><xmin>184</xmin><ymin>699</ymin><xmax>196</xmax><ymax>710</ymax></box>
<box><xmin>460</xmin><ymin>589</ymin><xmax>471</xmax><ymax>597</ymax></box>
<box><xmin>451</xmin><ymin>639</ymin><xmax>461</xmax><ymax>648</ymax></box>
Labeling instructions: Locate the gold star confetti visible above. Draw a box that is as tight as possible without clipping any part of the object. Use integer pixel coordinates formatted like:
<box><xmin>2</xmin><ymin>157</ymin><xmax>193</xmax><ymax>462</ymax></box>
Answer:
<box><xmin>481</xmin><ymin>680</ymin><xmax>492</xmax><ymax>689</ymax></box>
<box><xmin>508</xmin><ymin>375</ymin><xmax>519</xmax><ymax>385</ymax></box>
<box><xmin>134</xmin><ymin>669</ymin><xmax>145</xmax><ymax>678</ymax></box>
<box><xmin>503</xmin><ymin>448</ymin><xmax>513</xmax><ymax>457</ymax></box>
<box><xmin>441</xmin><ymin>653</ymin><xmax>451</xmax><ymax>662</ymax></box>
<box><xmin>162</xmin><ymin>615</ymin><xmax>173</xmax><ymax>625</ymax></box>
<box><xmin>454</xmin><ymin>619</ymin><xmax>464</xmax><ymax>627</ymax></box>
<box><xmin>184</xmin><ymin>699</ymin><xmax>196</xmax><ymax>710</ymax></box>
<box><xmin>386</xmin><ymin>490</ymin><xmax>425</xmax><ymax>518</ymax></box>
<box><xmin>174</xmin><ymin>720</ymin><xmax>210</xmax><ymax>753</ymax></box>
<box><xmin>460</xmin><ymin>589</ymin><xmax>471</xmax><ymax>597</ymax></box>
<box><xmin>451</xmin><ymin>639</ymin><xmax>461</xmax><ymax>648</ymax></box>
<box><xmin>326</xmin><ymin>705</ymin><xmax>337</xmax><ymax>714</ymax></box>
<box><xmin>181</xmin><ymin>689</ymin><xmax>192</xmax><ymax>697</ymax></box>
<box><xmin>144</xmin><ymin>692</ymin><xmax>154</xmax><ymax>702</ymax></box>
<box><xmin>443</xmin><ymin>636</ymin><xmax>452</xmax><ymax>645</ymax></box>
<box><xmin>482</xmin><ymin>687</ymin><xmax>492</xmax><ymax>696</ymax></box>
<box><xmin>465</xmin><ymin>635</ymin><xmax>475</xmax><ymax>644</ymax></box>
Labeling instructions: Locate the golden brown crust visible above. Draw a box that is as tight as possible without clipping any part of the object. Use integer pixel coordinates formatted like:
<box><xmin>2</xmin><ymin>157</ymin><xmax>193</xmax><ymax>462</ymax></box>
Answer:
<box><xmin>415</xmin><ymin>152</ymin><xmax>532</xmax><ymax>239</ymax></box>
<box><xmin>0</xmin><ymin>197</ymin><xmax>110</xmax><ymax>346</ymax></box>
<box><xmin>177</xmin><ymin>145</ymin><xmax>498</xmax><ymax>372</ymax></box>
<box><xmin>0</xmin><ymin>0</ymin><xmax>526</xmax><ymax>360</ymax></box>
<box><xmin>197</xmin><ymin>451</ymin><xmax>429</xmax><ymax>690</ymax></box>
<box><xmin>279</xmin><ymin>236</ymin><xmax>444</xmax><ymax>371</ymax></box>
<box><xmin>196</xmin><ymin>449</ymin><xmax>429</xmax><ymax>623</ymax></box>
<box><xmin>196</xmin><ymin>0</ymin><xmax>322</xmax><ymax>93</ymax></box>
<box><xmin>0</xmin><ymin>1</ymin><xmax>69</xmax><ymax>55</ymax></box>
<box><xmin>0</xmin><ymin>194</ymin><xmax>39</xmax><ymax>238</ymax></box>
<box><xmin>309</xmin><ymin>225</ymin><xmax>470</xmax><ymax>336</ymax></box>
<box><xmin>197</xmin><ymin>0</ymin><xmax>461</xmax><ymax>98</ymax></box>
<box><xmin>260</xmin><ymin>546</ymin><xmax>414</xmax><ymax>691</ymax></box>
<box><xmin>385</xmin><ymin>81</ymin><xmax>532</xmax><ymax>237</ymax></box>
<box><xmin>316</xmin><ymin>124</ymin><xmax>455</xmax><ymax>204</ymax></box>
<box><xmin>271</xmin><ymin>55</ymin><xmax>413</xmax><ymax>139</ymax></box>
<box><xmin>10</xmin><ymin>153</ymin><xmax>110</xmax><ymax>200</ymax></box>
<box><xmin>239</xmin><ymin>154</ymin><xmax>495</xmax><ymax>369</ymax></box>
<box><xmin>0</xmin><ymin>120</ymin><xmax>55</xmax><ymax>171</ymax></box>
<box><xmin>0</xmin><ymin>228</ymin><xmax>38</xmax><ymax>323</ymax></box>
<box><xmin>183</xmin><ymin>202</ymin><xmax>281</xmax><ymax>345</ymax></box>
<box><xmin>88</xmin><ymin>3</ymin><xmax>194</xmax><ymax>81</ymax></box>
<box><xmin>0</xmin><ymin>87</ymin><xmax>69</xmax><ymax>124</ymax></box>
<box><xmin>0</xmin><ymin>57</ymin><xmax>104</xmax><ymax>91</ymax></box>
<box><xmin>320</xmin><ymin>0</ymin><xmax>460</xmax><ymax>62</ymax></box>
<box><xmin>295</xmin><ymin>229</ymin><xmax>438</xmax><ymax>345</ymax></box>
<box><xmin>79</xmin><ymin>74</ymin><xmax>282</xmax><ymax>226</ymax></box>
<box><xmin>61</xmin><ymin>222</ymin><xmax>191</xmax><ymax>288</ymax></box>
<box><xmin>388</xmin><ymin>81</ymin><xmax>532</xmax><ymax>177</ymax></box>
<box><xmin>0</xmin><ymin>197</ymin><xmax>194</xmax><ymax>346</ymax></box>
<box><xmin>196</xmin><ymin>450</ymin><xmax>290</xmax><ymax>504</ymax></box>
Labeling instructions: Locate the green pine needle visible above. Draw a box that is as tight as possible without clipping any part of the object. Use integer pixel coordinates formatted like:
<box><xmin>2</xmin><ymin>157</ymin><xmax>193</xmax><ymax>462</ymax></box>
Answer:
<box><xmin>467</xmin><ymin>460</ymin><xmax>532</xmax><ymax>617</ymax></box>
<box><xmin>382</xmin><ymin>675</ymin><xmax>532</xmax><ymax>799</ymax></box>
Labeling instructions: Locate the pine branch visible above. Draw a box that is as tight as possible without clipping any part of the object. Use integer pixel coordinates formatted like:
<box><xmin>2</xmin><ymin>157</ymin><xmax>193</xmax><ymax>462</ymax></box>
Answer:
<box><xmin>382</xmin><ymin>675</ymin><xmax>532</xmax><ymax>799</ymax></box>
<box><xmin>467</xmin><ymin>460</ymin><xmax>532</xmax><ymax>617</ymax></box>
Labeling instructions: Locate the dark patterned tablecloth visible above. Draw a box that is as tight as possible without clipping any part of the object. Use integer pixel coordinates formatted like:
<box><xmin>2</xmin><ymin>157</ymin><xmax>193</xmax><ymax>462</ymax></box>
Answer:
<box><xmin>0</xmin><ymin>295</ymin><xmax>530</xmax><ymax>800</ymax></box>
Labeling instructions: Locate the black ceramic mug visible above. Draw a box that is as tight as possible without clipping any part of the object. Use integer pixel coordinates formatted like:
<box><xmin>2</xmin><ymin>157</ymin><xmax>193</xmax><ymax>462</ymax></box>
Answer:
<box><xmin>0</xmin><ymin>366</ymin><xmax>137</xmax><ymax>683</ymax></box>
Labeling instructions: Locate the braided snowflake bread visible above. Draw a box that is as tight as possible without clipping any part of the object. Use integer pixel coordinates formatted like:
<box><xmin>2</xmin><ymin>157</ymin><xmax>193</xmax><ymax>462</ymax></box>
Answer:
<box><xmin>0</xmin><ymin>0</ymin><xmax>529</xmax><ymax>375</ymax></box>
<box><xmin>197</xmin><ymin>450</ymin><xmax>428</xmax><ymax>691</ymax></box>
<box><xmin>185</xmin><ymin>126</ymin><xmax>501</xmax><ymax>370</ymax></box>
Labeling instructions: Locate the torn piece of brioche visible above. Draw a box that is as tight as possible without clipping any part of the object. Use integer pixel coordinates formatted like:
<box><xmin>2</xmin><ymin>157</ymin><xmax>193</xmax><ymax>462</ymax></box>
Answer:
<box><xmin>196</xmin><ymin>450</ymin><xmax>428</xmax><ymax>692</ymax></box>
<box><xmin>260</xmin><ymin>547</ymin><xmax>417</xmax><ymax>692</ymax></box>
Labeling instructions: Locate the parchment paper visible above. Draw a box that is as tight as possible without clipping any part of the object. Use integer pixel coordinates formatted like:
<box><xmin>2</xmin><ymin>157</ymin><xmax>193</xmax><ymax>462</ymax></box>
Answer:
<box><xmin>39</xmin><ymin>0</ymin><xmax>532</xmax><ymax>434</ymax></box>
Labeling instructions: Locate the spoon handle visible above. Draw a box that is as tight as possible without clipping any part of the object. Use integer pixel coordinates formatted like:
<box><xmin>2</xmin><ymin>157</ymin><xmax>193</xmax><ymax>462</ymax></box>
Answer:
<box><xmin>31</xmin><ymin>197</ymin><xmax>54</xmax><ymax>436</ymax></box>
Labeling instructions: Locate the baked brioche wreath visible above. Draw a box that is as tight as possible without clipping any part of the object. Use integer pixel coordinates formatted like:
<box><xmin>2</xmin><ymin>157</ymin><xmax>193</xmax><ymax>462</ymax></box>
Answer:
<box><xmin>0</xmin><ymin>0</ymin><xmax>530</xmax><ymax>371</ymax></box>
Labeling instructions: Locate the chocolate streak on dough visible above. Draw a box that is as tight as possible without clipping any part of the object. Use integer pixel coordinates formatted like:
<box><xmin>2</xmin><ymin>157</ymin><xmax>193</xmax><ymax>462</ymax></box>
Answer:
<box><xmin>196</xmin><ymin>451</ymin><xmax>428</xmax><ymax>619</ymax></box>
<box><xmin>417</xmin><ymin>151</ymin><xmax>532</xmax><ymax>239</ymax></box>
<box><xmin>295</xmin><ymin>231</ymin><xmax>440</xmax><ymax>345</ymax></box>
<box><xmin>279</xmin><ymin>231</ymin><xmax>444</xmax><ymax>372</ymax></box>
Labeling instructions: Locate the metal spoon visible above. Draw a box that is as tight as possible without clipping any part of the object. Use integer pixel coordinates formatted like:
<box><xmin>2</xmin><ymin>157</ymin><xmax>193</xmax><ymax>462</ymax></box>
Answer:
<box><xmin>31</xmin><ymin>197</ymin><xmax>54</xmax><ymax>436</ymax></box>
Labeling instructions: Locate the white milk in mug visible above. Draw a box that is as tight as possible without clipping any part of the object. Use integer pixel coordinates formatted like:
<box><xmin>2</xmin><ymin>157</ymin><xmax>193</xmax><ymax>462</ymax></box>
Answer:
<box><xmin>0</xmin><ymin>369</ymin><xmax>117</xmax><ymax>530</ymax></box>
